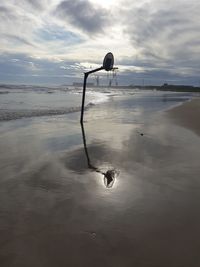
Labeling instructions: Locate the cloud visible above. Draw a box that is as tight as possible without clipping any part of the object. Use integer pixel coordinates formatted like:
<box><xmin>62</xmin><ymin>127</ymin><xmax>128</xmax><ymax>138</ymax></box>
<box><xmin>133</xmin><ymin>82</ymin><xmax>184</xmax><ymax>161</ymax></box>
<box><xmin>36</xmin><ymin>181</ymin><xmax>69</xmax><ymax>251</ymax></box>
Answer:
<box><xmin>0</xmin><ymin>0</ymin><xmax>200</xmax><ymax>85</ymax></box>
<box><xmin>0</xmin><ymin>3</ymin><xmax>41</xmax><ymax>47</ymax></box>
<box><xmin>0</xmin><ymin>5</ymin><xmax>18</xmax><ymax>27</ymax></box>
<box><xmin>55</xmin><ymin>0</ymin><xmax>110</xmax><ymax>35</ymax></box>
<box><xmin>121</xmin><ymin>0</ymin><xmax>200</xmax><ymax>76</ymax></box>
<box><xmin>23</xmin><ymin>0</ymin><xmax>46</xmax><ymax>10</ymax></box>
<box><xmin>2</xmin><ymin>34</ymin><xmax>35</xmax><ymax>47</ymax></box>
<box><xmin>0</xmin><ymin>52</ymin><xmax>86</xmax><ymax>84</ymax></box>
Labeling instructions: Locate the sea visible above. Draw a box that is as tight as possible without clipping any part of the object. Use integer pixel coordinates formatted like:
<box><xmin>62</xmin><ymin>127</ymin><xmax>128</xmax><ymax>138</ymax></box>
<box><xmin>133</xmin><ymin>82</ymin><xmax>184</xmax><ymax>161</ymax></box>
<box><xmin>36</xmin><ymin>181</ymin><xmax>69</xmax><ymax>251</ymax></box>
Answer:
<box><xmin>0</xmin><ymin>84</ymin><xmax>195</xmax><ymax>122</ymax></box>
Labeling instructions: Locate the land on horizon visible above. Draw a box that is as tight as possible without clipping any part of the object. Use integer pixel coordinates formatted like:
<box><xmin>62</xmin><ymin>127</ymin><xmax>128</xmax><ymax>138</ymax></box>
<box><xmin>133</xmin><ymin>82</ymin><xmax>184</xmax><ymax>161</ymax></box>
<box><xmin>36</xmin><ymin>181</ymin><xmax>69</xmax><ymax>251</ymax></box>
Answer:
<box><xmin>1</xmin><ymin>83</ymin><xmax>200</xmax><ymax>93</ymax></box>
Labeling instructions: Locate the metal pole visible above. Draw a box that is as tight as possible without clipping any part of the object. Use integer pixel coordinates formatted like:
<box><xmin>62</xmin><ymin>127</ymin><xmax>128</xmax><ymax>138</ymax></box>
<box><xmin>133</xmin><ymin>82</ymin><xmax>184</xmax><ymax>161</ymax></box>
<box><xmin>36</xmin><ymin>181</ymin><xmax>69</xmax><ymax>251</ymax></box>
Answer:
<box><xmin>80</xmin><ymin>67</ymin><xmax>104</xmax><ymax>123</ymax></box>
<box><xmin>80</xmin><ymin>73</ymin><xmax>88</xmax><ymax>123</ymax></box>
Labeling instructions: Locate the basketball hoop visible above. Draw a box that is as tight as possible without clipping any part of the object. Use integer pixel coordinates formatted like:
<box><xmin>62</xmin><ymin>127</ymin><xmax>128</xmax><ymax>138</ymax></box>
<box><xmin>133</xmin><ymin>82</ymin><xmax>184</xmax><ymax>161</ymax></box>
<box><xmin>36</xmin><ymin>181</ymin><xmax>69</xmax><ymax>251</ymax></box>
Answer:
<box><xmin>80</xmin><ymin>52</ymin><xmax>118</xmax><ymax>123</ymax></box>
<box><xmin>103</xmin><ymin>52</ymin><xmax>114</xmax><ymax>71</ymax></box>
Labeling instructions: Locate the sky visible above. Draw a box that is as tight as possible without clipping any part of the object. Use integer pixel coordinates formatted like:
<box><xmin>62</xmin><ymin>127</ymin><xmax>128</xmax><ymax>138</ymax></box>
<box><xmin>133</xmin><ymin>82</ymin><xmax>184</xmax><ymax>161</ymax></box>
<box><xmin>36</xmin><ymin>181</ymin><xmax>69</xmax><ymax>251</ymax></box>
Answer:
<box><xmin>0</xmin><ymin>0</ymin><xmax>200</xmax><ymax>86</ymax></box>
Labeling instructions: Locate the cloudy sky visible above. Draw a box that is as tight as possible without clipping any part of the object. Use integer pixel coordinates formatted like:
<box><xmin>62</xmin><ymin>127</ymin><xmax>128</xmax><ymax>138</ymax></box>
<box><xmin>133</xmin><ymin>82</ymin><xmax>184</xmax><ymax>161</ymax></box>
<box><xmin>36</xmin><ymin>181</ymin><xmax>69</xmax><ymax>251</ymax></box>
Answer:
<box><xmin>0</xmin><ymin>0</ymin><xmax>200</xmax><ymax>85</ymax></box>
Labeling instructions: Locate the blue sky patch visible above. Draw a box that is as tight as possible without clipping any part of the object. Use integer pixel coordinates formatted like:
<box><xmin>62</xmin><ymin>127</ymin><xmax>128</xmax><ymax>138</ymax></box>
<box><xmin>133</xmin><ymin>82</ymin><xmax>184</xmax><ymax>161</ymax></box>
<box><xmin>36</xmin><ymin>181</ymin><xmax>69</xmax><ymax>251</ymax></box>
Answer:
<box><xmin>36</xmin><ymin>26</ymin><xmax>84</xmax><ymax>44</ymax></box>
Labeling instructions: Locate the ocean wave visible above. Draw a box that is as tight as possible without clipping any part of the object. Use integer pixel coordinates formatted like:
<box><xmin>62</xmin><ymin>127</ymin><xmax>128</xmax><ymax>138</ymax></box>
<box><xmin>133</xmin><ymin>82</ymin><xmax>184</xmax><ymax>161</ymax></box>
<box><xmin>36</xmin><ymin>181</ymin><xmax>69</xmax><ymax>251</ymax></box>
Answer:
<box><xmin>0</xmin><ymin>103</ymin><xmax>95</xmax><ymax>122</ymax></box>
<box><xmin>0</xmin><ymin>91</ymin><xmax>9</xmax><ymax>94</ymax></box>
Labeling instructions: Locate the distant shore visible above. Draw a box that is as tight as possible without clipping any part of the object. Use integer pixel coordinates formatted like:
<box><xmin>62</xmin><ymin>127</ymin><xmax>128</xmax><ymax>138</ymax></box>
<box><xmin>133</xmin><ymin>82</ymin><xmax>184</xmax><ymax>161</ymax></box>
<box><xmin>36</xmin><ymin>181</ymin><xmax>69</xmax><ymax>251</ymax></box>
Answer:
<box><xmin>168</xmin><ymin>97</ymin><xmax>200</xmax><ymax>136</ymax></box>
<box><xmin>122</xmin><ymin>84</ymin><xmax>200</xmax><ymax>92</ymax></box>
<box><xmin>1</xmin><ymin>83</ymin><xmax>200</xmax><ymax>92</ymax></box>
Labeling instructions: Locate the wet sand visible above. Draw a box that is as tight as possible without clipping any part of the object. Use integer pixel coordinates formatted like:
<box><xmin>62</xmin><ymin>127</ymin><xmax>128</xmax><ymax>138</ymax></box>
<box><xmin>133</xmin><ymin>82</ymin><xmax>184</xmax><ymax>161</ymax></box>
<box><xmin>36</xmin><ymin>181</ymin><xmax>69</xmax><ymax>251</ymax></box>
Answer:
<box><xmin>1</xmin><ymin>99</ymin><xmax>200</xmax><ymax>267</ymax></box>
<box><xmin>168</xmin><ymin>98</ymin><xmax>200</xmax><ymax>136</ymax></box>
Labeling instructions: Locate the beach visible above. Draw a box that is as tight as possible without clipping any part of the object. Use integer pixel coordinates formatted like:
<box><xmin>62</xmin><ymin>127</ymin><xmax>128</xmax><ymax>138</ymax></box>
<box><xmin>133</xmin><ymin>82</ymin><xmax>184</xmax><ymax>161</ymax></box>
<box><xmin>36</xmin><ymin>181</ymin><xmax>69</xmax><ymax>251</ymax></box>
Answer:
<box><xmin>168</xmin><ymin>98</ymin><xmax>200</xmax><ymax>136</ymax></box>
<box><xmin>0</xmin><ymin>88</ymin><xmax>200</xmax><ymax>267</ymax></box>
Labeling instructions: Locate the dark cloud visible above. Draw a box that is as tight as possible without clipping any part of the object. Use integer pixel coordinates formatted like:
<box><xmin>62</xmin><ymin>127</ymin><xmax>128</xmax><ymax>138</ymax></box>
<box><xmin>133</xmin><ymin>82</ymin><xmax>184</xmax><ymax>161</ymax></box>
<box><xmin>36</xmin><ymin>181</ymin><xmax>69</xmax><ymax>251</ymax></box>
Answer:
<box><xmin>0</xmin><ymin>5</ymin><xmax>17</xmax><ymax>21</ymax></box>
<box><xmin>2</xmin><ymin>34</ymin><xmax>35</xmax><ymax>47</ymax></box>
<box><xmin>55</xmin><ymin>0</ymin><xmax>110</xmax><ymax>35</ymax></box>
<box><xmin>0</xmin><ymin>6</ymin><xmax>12</xmax><ymax>14</ymax></box>
<box><xmin>0</xmin><ymin>53</ymin><xmax>83</xmax><ymax>85</ymax></box>
<box><xmin>25</xmin><ymin>0</ymin><xmax>44</xmax><ymax>9</ymax></box>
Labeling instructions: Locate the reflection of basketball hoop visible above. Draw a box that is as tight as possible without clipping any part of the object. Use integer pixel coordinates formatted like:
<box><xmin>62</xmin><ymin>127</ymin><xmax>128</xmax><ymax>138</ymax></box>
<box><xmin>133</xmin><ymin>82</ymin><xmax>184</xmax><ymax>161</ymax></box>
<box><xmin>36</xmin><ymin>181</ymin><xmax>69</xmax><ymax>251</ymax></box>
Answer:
<box><xmin>94</xmin><ymin>75</ymin><xmax>100</xmax><ymax>86</ymax></box>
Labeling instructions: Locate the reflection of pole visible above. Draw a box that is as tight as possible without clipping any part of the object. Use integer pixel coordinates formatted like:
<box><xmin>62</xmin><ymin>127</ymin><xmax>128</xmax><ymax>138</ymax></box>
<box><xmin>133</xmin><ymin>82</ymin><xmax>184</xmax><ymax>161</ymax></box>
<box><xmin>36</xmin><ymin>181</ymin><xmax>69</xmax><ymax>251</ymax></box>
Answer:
<box><xmin>80</xmin><ymin>67</ymin><xmax>103</xmax><ymax>123</ymax></box>
<box><xmin>80</xmin><ymin>121</ymin><xmax>90</xmax><ymax>167</ymax></box>
<box><xmin>80</xmin><ymin>121</ymin><xmax>99</xmax><ymax>171</ymax></box>
<box><xmin>96</xmin><ymin>75</ymin><xmax>99</xmax><ymax>86</ymax></box>
<box><xmin>80</xmin><ymin>121</ymin><xmax>117</xmax><ymax>188</ymax></box>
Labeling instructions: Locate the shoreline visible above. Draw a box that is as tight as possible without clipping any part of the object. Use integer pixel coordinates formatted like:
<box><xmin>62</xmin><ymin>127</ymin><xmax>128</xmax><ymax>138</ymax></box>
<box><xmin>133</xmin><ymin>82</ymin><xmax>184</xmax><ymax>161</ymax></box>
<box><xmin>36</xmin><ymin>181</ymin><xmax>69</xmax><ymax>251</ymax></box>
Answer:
<box><xmin>167</xmin><ymin>97</ymin><xmax>200</xmax><ymax>136</ymax></box>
